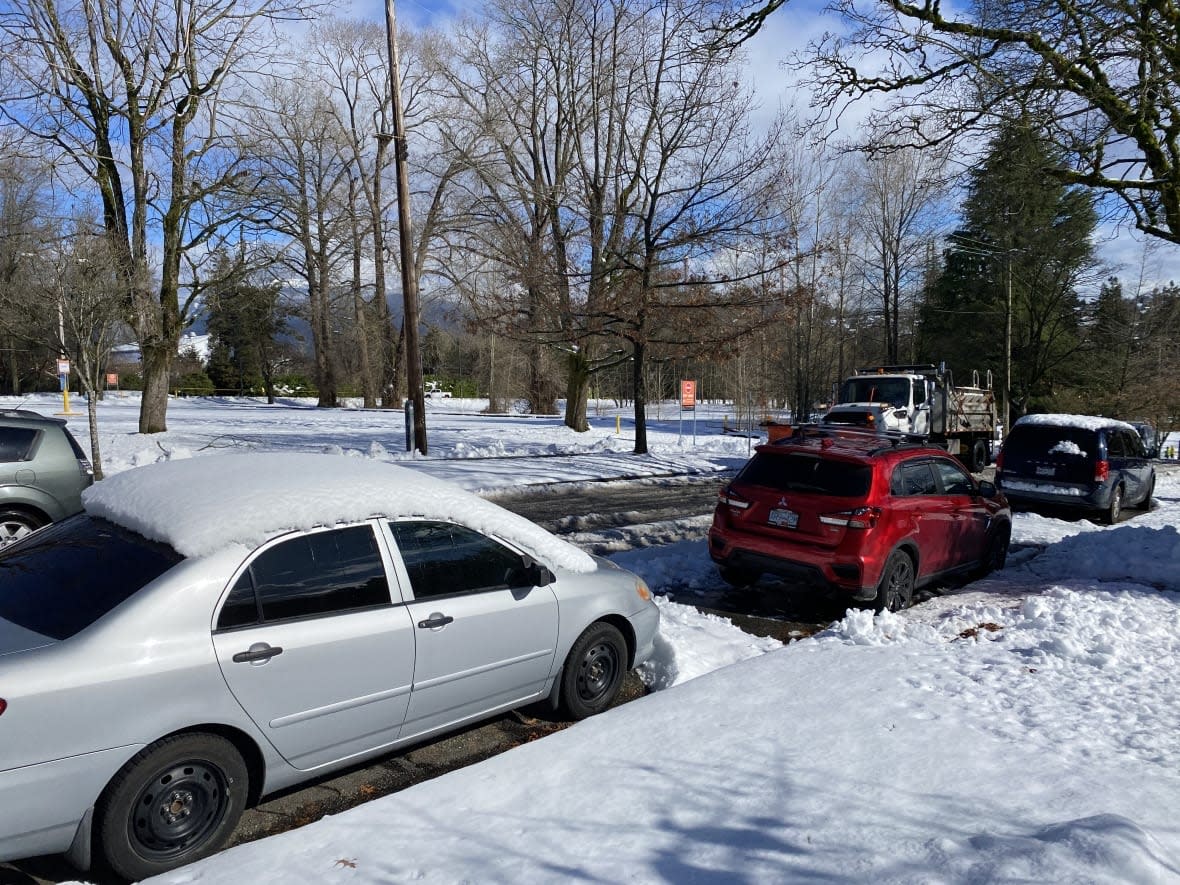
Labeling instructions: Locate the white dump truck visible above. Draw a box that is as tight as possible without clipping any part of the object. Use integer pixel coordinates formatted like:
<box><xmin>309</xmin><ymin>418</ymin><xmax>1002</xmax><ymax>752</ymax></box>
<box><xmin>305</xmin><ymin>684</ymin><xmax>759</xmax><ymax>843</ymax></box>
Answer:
<box><xmin>825</xmin><ymin>363</ymin><xmax>998</xmax><ymax>472</ymax></box>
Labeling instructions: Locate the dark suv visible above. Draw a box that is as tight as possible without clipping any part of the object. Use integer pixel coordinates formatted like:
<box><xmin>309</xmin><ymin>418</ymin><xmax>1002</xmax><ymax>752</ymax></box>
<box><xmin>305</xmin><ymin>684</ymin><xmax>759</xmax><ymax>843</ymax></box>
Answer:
<box><xmin>708</xmin><ymin>426</ymin><xmax>1011</xmax><ymax>611</ymax></box>
<box><xmin>0</xmin><ymin>410</ymin><xmax>93</xmax><ymax>545</ymax></box>
<box><xmin>995</xmin><ymin>414</ymin><xmax>1154</xmax><ymax>523</ymax></box>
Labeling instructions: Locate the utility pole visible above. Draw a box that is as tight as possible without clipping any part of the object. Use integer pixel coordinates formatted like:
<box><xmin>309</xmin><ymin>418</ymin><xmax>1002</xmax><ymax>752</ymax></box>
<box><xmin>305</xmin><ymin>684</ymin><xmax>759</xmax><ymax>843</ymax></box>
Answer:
<box><xmin>383</xmin><ymin>0</ymin><xmax>427</xmax><ymax>454</ymax></box>
<box><xmin>1004</xmin><ymin>254</ymin><xmax>1012</xmax><ymax>434</ymax></box>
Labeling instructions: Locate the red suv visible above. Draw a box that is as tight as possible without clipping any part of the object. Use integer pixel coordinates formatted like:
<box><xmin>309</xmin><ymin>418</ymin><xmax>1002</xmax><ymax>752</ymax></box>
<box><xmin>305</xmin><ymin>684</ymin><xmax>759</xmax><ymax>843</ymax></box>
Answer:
<box><xmin>708</xmin><ymin>427</ymin><xmax>1011</xmax><ymax>611</ymax></box>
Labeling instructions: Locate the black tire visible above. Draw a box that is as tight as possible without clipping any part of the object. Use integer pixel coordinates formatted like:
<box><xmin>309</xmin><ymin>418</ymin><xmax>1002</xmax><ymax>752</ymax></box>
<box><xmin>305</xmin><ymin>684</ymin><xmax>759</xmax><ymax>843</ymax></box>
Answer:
<box><xmin>718</xmin><ymin>565</ymin><xmax>760</xmax><ymax>587</ymax></box>
<box><xmin>96</xmin><ymin>733</ymin><xmax>248</xmax><ymax>881</ymax></box>
<box><xmin>0</xmin><ymin>508</ymin><xmax>45</xmax><ymax>547</ymax></box>
<box><xmin>1104</xmin><ymin>485</ymin><xmax>1123</xmax><ymax>525</ymax></box>
<box><xmin>874</xmin><ymin>550</ymin><xmax>915</xmax><ymax>612</ymax></box>
<box><xmin>559</xmin><ymin>622</ymin><xmax>627</xmax><ymax>720</ymax></box>
<box><xmin>979</xmin><ymin>525</ymin><xmax>1010</xmax><ymax>576</ymax></box>
<box><xmin>969</xmin><ymin>439</ymin><xmax>989</xmax><ymax>474</ymax></box>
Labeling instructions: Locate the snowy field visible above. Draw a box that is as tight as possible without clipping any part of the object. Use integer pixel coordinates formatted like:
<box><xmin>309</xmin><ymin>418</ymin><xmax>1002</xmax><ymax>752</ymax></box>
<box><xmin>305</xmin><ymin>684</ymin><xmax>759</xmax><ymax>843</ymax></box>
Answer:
<box><xmin>8</xmin><ymin>394</ymin><xmax>1180</xmax><ymax>884</ymax></box>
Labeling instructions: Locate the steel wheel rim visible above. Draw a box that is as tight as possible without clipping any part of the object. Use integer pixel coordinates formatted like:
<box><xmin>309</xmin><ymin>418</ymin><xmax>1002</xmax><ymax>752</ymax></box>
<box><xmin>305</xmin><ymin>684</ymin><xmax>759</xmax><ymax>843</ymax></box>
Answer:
<box><xmin>129</xmin><ymin>760</ymin><xmax>229</xmax><ymax>860</ymax></box>
<box><xmin>576</xmin><ymin>640</ymin><xmax>620</xmax><ymax>703</ymax></box>
<box><xmin>1111</xmin><ymin>488</ymin><xmax>1122</xmax><ymax>522</ymax></box>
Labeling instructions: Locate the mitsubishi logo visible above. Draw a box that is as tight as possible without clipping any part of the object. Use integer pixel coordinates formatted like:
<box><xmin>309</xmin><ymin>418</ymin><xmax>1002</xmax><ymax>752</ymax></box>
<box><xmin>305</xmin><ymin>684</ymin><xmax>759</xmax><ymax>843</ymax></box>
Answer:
<box><xmin>777</xmin><ymin>497</ymin><xmax>789</xmax><ymax>508</ymax></box>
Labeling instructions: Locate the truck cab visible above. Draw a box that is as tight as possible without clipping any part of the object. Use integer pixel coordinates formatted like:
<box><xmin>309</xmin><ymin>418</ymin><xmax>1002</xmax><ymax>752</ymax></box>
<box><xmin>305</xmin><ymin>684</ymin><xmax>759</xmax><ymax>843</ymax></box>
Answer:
<box><xmin>835</xmin><ymin>372</ymin><xmax>931</xmax><ymax>436</ymax></box>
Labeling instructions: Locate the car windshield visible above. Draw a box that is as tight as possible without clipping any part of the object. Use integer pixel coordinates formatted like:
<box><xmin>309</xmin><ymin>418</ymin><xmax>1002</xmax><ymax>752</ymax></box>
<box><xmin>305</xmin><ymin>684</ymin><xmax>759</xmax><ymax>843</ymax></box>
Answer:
<box><xmin>739</xmin><ymin>452</ymin><xmax>872</xmax><ymax>497</ymax></box>
<box><xmin>839</xmin><ymin>377</ymin><xmax>909</xmax><ymax>408</ymax></box>
<box><xmin>0</xmin><ymin>515</ymin><xmax>183</xmax><ymax>640</ymax></box>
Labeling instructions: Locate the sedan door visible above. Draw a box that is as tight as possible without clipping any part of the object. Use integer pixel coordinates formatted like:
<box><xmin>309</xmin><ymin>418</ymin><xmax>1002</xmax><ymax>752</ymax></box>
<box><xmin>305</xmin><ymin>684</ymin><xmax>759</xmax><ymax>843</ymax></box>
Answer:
<box><xmin>213</xmin><ymin>524</ymin><xmax>416</xmax><ymax>771</ymax></box>
<box><xmin>388</xmin><ymin>520</ymin><xmax>560</xmax><ymax>740</ymax></box>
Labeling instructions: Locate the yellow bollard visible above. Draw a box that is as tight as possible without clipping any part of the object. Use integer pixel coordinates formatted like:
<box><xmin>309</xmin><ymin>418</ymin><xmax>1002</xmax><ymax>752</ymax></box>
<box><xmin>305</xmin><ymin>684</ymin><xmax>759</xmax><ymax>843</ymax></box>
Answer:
<box><xmin>616</xmin><ymin>415</ymin><xmax>621</xmax><ymax>435</ymax></box>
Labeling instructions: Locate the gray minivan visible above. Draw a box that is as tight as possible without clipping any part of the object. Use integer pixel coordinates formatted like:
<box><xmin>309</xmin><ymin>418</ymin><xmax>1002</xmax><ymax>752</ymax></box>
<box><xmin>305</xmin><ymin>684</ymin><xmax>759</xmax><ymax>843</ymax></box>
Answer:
<box><xmin>995</xmin><ymin>414</ymin><xmax>1154</xmax><ymax>523</ymax></box>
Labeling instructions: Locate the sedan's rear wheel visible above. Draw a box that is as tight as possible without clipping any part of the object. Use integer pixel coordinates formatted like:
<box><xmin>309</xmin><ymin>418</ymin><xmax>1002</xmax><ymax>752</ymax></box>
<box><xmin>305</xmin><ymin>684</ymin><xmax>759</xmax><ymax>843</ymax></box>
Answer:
<box><xmin>96</xmin><ymin>733</ymin><xmax>248</xmax><ymax>881</ymax></box>
<box><xmin>875</xmin><ymin>551</ymin><xmax>915</xmax><ymax>612</ymax></box>
<box><xmin>560</xmin><ymin>622</ymin><xmax>627</xmax><ymax>720</ymax></box>
<box><xmin>0</xmin><ymin>509</ymin><xmax>44</xmax><ymax>547</ymax></box>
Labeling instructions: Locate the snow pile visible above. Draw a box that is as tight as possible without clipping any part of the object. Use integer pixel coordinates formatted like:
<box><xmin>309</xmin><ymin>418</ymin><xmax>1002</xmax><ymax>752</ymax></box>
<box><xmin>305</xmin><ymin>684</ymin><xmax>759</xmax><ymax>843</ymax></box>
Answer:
<box><xmin>82</xmin><ymin>453</ymin><xmax>597</xmax><ymax>572</ymax></box>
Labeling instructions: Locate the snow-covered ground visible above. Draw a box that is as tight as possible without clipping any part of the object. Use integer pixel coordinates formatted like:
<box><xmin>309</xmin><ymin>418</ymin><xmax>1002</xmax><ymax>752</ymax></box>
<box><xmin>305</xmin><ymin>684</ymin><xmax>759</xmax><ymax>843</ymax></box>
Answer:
<box><xmin>11</xmin><ymin>394</ymin><xmax>1180</xmax><ymax>884</ymax></box>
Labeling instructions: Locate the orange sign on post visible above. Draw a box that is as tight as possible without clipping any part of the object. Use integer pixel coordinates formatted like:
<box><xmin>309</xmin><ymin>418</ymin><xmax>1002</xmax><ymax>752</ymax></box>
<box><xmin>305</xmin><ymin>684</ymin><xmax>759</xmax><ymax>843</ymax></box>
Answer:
<box><xmin>680</xmin><ymin>379</ymin><xmax>697</xmax><ymax>410</ymax></box>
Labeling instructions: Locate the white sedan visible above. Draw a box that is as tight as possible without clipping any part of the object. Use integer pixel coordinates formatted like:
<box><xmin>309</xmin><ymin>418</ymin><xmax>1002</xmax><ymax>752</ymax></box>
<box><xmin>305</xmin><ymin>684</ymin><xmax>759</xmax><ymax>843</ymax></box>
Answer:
<box><xmin>0</xmin><ymin>453</ymin><xmax>658</xmax><ymax>881</ymax></box>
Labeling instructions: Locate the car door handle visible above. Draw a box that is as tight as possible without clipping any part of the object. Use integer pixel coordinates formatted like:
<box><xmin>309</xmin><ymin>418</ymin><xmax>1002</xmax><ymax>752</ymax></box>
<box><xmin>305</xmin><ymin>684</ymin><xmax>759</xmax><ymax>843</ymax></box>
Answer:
<box><xmin>232</xmin><ymin>643</ymin><xmax>283</xmax><ymax>664</ymax></box>
<box><xmin>417</xmin><ymin>614</ymin><xmax>454</xmax><ymax>629</ymax></box>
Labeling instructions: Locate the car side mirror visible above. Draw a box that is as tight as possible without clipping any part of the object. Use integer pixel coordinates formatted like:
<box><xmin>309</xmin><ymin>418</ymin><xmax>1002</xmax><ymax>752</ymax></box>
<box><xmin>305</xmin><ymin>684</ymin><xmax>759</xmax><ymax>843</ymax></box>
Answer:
<box><xmin>505</xmin><ymin>558</ymin><xmax>554</xmax><ymax>588</ymax></box>
<box><xmin>977</xmin><ymin>480</ymin><xmax>998</xmax><ymax>499</ymax></box>
<box><xmin>895</xmin><ymin>408</ymin><xmax>908</xmax><ymax>419</ymax></box>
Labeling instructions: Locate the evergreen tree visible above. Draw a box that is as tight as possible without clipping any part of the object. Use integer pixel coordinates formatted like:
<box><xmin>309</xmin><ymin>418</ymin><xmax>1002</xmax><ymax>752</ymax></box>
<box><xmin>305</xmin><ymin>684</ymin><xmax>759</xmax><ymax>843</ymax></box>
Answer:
<box><xmin>206</xmin><ymin>279</ymin><xmax>286</xmax><ymax>402</ymax></box>
<box><xmin>918</xmin><ymin>120</ymin><xmax>1099</xmax><ymax>418</ymax></box>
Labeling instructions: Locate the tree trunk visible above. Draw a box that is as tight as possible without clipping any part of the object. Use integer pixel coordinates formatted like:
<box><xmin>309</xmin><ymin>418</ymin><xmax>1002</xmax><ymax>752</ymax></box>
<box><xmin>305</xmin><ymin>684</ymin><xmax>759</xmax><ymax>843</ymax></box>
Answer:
<box><xmin>564</xmin><ymin>349</ymin><xmax>591</xmax><ymax>432</ymax></box>
<box><xmin>632</xmin><ymin>341</ymin><xmax>648</xmax><ymax>455</ymax></box>
<box><xmin>139</xmin><ymin>343</ymin><xmax>172</xmax><ymax>433</ymax></box>
<box><xmin>86</xmin><ymin>392</ymin><xmax>104</xmax><ymax>481</ymax></box>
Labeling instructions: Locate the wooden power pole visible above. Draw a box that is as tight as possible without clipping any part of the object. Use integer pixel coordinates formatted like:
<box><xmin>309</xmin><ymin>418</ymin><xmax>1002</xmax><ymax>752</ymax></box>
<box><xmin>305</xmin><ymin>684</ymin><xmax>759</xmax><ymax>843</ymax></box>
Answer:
<box><xmin>383</xmin><ymin>0</ymin><xmax>427</xmax><ymax>453</ymax></box>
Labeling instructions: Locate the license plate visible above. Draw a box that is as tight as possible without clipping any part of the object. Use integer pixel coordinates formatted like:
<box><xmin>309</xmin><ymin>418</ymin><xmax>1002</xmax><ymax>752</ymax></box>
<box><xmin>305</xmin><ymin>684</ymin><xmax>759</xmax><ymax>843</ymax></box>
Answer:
<box><xmin>1036</xmin><ymin>466</ymin><xmax>1056</xmax><ymax>477</ymax></box>
<box><xmin>769</xmin><ymin>508</ymin><xmax>799</xmax><ymax>529</ymax></box>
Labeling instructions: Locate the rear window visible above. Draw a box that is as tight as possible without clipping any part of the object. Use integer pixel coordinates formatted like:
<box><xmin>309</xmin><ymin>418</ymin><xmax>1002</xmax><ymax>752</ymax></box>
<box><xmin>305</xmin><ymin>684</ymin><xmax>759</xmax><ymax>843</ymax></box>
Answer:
<box><xmin>0</xmin><ymin>426</ymin><xmax>39</xmax><ymax>462</ymax></box>
<box><xmin>738</xmin><ymin>452</ymin><xmax>872</xmax><ymax>497</ymax></box>
<box><xmin>1006</xmin><ymin>425</ymin><xmax>1098</xmax><ymax>460</ymax></box>
<box><xmin>0</xmin><ymin>515</ymin><xmax>183</xmax><ymax>640</ymax></box>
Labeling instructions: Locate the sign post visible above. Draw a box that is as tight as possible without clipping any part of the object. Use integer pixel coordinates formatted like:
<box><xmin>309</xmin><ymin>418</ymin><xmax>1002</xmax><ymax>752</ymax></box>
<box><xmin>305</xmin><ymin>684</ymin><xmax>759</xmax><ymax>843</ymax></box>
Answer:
<box><xmin>56</xmin><ymin>358</ymin><xmax>77</xmax><ymax>415</ymax></box>
<box><xmin>679</xmin><ymin>380</ymin><xmax>697</xmax><ymax>445</ymax></box>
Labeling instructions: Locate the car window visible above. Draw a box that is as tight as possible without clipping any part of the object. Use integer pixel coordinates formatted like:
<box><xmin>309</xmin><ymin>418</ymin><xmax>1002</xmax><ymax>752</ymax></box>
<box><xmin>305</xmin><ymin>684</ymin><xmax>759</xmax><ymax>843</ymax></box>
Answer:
<box><xmin>1005</xmin><ymin>425</ymin><xmax>1095</xmax><ymax>460</ymax></box>
<box><xmin>0</xmin><ymin>426</ymin><xmax>39</xmax><ymax>462</ymax></box>
<box><xmin>1122</xmin><ymin>430</ymin><xmax>1145</xmax><ymax>458</ymax></box>
<box><xmin>932</xmin><ymin>460</ymin><xmax>975</xmax><ymax>495</ymax></box>
<box><xmin>891</xmin><ymin>461</ymin><xmax>938</xmax><ymax>496</ymax></box>
<box><xmin>739</xmin><ymin>453</ymin><xmax>872</xmax><ymax>497</ymax></box>
<box><xmin>216</xmin><ymin>524</ymin><xmax>390</xmax><ymax>630</ymax></box>
<box><xmin>1106</xmin><ymin>430</ymin><xmax>1126</xmax><ymax>458</ymax></box>
<box><xmin>0</xmin><ymin>515</ymin><xmax>183</xmax><ymax>640</ymax></box>
<box><xmin>390</xmin><ymin>520</ymin><xmax>524</xmax><ymax>600</ymax></box>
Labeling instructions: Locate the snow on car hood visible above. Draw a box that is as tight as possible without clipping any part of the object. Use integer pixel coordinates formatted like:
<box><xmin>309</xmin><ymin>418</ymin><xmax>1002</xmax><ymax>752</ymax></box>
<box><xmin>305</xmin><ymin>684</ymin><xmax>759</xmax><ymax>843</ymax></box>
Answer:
<box><xmin>82</xmin><ymin>453</ymin><xmax>597</xmax><ymax>571</ymax></box>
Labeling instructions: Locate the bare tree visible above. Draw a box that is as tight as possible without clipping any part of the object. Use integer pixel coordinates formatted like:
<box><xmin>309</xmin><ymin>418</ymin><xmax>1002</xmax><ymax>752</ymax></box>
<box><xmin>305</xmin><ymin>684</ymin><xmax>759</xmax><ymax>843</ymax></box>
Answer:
<box><xmin>0</xmin><ymin>0</ymin><xmax>312</xmax><ymax>432</ymax></box>
<box><xmin>718</xmin><ymin>0</ymin><xmax>1180</xmax><ymax>245</ymax></box>
<box><xmin>239</xmin><ymin>79</ymin><xmax>353</xmax><ymax>407</ymax></box>
<box><xmin>850</xmin><ymin>145</ymin><xmax>947</xmax><ymax>364</ymax></box>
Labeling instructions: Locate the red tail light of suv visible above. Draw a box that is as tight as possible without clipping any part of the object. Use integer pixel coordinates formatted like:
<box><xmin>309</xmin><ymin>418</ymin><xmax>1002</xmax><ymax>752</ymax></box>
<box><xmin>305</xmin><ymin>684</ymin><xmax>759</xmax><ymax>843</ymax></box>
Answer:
<box><xmin>708</xmin><ymin>427</ymin><xmax>1011</xmax><ymax>611</ymax></box>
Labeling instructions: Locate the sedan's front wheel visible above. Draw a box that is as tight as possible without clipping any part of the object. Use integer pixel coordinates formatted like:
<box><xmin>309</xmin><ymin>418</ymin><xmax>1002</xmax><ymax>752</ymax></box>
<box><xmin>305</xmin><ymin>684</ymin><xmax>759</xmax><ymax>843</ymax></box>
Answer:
<box><xmin>560</xmin><ymin>622</ymin><xmax>627</xmax><ymax>720</ymax></box>
<box><xmin>96</xmin><ymin>733</ymin><xmax>248</xmax><ymax>881</ymax></box>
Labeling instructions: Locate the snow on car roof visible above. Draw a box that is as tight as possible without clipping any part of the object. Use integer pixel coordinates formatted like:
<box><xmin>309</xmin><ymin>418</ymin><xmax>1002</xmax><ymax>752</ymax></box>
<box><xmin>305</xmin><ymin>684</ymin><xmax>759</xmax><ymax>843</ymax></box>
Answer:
<box><xmin>82</xmin><ymin>453</ymin><xmax>596</xmax><ymax>571</ymax></box>
<box><xmin>1013</xmin><ymin>413</ymin><xmax>1138</xmax><ymax>433</ymax></box>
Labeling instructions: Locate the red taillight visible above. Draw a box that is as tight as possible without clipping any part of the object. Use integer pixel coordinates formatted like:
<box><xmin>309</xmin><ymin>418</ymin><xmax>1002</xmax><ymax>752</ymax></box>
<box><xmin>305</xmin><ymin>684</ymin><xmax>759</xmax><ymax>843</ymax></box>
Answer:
<box><xmin>0</xmin><ymin>699</ymin><xmax>6</xmax><ymax>716</ymax></box>
<box><xmin>718</xmin><ymin>486</ymin><xmax>751</xmax><ymax>510</ymax></box>
<box><xmin>1094</xmin><ymin>459</ymin><xmax>1110</xmax><ymax>482</ymax></box>
<box><xmin>995</xmin><ymin>450</ymin><xmax>1004</xmax><ymax>472</ymax></box>
<box><xmin>819</xmin><ymin>506</ymin><xmax>881</xmax><ymax>529</ymax></box>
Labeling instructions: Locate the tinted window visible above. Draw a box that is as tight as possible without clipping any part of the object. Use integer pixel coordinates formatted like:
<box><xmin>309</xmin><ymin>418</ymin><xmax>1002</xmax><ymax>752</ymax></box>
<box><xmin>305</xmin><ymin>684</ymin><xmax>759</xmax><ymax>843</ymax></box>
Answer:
<box><xmin>0</xmin><ymin>515</ymin><xmax>182</xmax><ymax>640</ymax></box>
<box><xmin>739</xmin><ymin>453</ymin><xmax>872</xmax><ymax>497</ymax></box>
<box><xmin>1005</xmin><ymin>425</ymin><xmax>1097</xmax><ymax>461</ymax></box>
<box><xmin>0</xmin><ymin>427</ymin><xmax>38</xmax><ymax>462</ymax></box>
<box><xmin>224</xmin><ymin>525</ymin><xmax>390</xmax><ymax>628</ymax></box>
<box><xmin>391</xmin><ymin>521</ymin><xmax>524</xmax><ymax>599</ymax></box>
<box><xmin>891</xmin><ymin>461</ymin><xmax>937</xmax><ymax>496</ymax></box>
<box><xmin>1106</xmin><ymin>430</ymin><xmax>1126</xmax><ymax>457</ymax></box>
<box><xmin>933</xmin><ymin>460</ymin><xmax>974</xmax><ymax>495</ymax></box>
